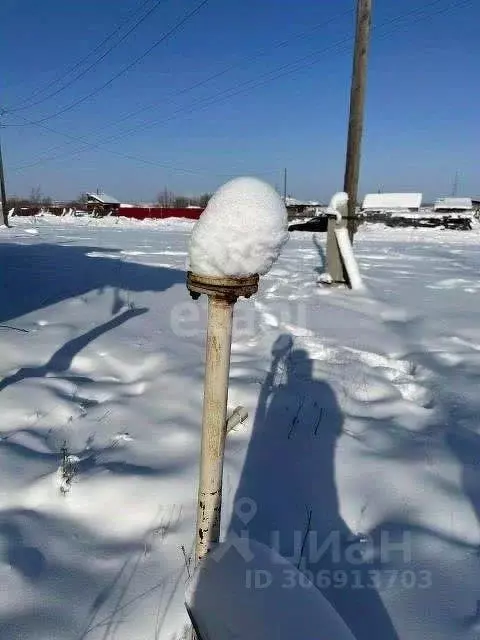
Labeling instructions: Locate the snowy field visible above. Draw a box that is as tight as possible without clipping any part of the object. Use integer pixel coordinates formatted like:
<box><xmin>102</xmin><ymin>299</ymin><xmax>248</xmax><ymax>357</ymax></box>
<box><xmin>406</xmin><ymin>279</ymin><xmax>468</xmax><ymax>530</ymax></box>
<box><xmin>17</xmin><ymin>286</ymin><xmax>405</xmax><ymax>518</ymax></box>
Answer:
<box><xmin>1</xmin><ymin>214</ymin><xmax>480</xmax><ymax>639</ymax></box>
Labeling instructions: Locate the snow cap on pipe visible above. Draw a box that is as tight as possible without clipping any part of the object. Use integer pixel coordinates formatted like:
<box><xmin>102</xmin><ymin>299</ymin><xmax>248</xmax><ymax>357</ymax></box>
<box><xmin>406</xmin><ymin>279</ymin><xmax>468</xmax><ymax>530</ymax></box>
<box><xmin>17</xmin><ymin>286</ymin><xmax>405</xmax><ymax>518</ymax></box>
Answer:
<box><xmin>188</xmin><ymin>176</ymin><xmax>288</xmax><ymax>277</ymax></box>
<box><xmin>327</xmin><ymin>191</ymin><xmax>349</xmax><ymax>221</ymax></box>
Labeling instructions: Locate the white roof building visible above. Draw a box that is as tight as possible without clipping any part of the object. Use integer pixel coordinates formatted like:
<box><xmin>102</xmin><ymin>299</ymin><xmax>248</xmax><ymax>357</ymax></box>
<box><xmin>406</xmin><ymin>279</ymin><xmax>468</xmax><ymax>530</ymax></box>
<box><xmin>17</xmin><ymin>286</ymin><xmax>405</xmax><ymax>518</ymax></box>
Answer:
<box><xmin>362</xmin><ymin>193</ymin><xmax>423</xmax><ymax>211</ymax></box>
<box><xmin>433</xmin><ymin>197</ymin><xmax>473</xmax><ymax>212</ymax></box>
<box><xmin>86</xmin><ymin>192</ymin><xmax>120</xmax><ymax>205</ymax></box>
<box><xmin>285</xmin><ymin>196</ymin><xmax>322</xmax><ymax>207</ymax></box>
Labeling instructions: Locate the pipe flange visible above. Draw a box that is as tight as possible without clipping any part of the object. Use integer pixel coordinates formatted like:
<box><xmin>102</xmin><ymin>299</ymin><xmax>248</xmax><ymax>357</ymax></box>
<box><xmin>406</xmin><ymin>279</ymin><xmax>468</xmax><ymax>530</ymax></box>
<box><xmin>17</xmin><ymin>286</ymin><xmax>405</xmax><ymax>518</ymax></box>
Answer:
<box><xmin>187</xmin><ymin>271</ymin><xmax>259</xmax><ymax>302</ymax></box>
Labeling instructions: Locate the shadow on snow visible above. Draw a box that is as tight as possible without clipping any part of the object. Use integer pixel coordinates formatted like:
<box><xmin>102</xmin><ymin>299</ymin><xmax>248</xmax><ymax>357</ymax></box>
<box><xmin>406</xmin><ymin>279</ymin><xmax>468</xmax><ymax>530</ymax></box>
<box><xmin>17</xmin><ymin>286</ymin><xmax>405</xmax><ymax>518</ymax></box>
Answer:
<box><xmin>0</xmin><ymin>307</ymin><xmax>148</xmax><ymax>393</ymax></box>
<box><xmin>223</xmin><ymin>334</ymin><xmax>399</xmax><ymax>640</ymax></box>
<box><xmin>0</xmin><ymin>241</ymin><xmax>185</xmax><ymax>324</ymax></box>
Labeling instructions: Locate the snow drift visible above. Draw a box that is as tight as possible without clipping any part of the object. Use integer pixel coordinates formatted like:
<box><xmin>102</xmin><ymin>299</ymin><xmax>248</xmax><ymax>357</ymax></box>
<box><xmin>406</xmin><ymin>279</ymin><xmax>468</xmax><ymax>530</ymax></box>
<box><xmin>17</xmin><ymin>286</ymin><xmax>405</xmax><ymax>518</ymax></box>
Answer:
<box><xmin>1</xmin><ymin>215</ymin><xmax>480</xmax><ymax>639</ymax></box>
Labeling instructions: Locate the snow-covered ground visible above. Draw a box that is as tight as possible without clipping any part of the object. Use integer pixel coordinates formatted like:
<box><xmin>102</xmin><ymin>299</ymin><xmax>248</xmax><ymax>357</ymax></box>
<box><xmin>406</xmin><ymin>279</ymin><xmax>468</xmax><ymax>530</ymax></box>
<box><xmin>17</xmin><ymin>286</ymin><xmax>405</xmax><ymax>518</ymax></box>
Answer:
<box><xmin>1</xmin><ymin>214</ymin><xmax>479</xmax><ymax>639</ymax></box>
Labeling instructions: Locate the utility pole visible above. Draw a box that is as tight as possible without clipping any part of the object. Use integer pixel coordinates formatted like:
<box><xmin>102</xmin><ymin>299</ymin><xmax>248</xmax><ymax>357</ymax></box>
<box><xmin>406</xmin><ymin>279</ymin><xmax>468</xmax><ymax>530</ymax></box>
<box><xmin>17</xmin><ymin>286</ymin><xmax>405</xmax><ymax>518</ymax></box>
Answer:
<box><xmin>0</xmin><ymin>125</ymin><xmax>9</xmax><ymax>227</ymax></box>
<box><xmin>451</xmin><ymin>170</ymin><xmax>459</xmax><ymax>197</ymax></box>
<box><xmin>326</xmin><ymin>0</ymin><xmax>372</xmax><ymax>284</ymax></box>
<box><xmin>283</xmin><ymin>167</ymin><xmax>287</xmax><ymax>203</ymax></box>
<box><xmin>344</xmin><ymin>0</ymin><xmax>372</xmax><ymax>241</ymax></box>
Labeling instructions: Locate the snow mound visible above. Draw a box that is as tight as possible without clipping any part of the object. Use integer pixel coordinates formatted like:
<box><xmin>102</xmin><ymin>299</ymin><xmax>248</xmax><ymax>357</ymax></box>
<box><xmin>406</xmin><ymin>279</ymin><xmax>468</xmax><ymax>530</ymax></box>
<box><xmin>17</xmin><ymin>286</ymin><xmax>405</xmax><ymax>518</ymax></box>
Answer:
<box><xmin>186</xmin><ymin>538</ymin><xmax>357</xmax><ymax>640</ymax></box>
<box><xmin>188</xmin><ymin>176</ymin><xmax>288</xmax><ymax>277</ymax></box>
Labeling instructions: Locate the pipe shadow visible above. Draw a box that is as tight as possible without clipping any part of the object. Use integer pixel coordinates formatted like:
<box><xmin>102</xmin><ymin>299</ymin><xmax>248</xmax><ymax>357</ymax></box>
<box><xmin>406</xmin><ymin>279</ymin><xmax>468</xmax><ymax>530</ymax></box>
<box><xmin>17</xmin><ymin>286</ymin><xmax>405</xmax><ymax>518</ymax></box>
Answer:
<box><xmin>0</xmin><ymin>307</ymin><xmax>148</xmax><ymax>393</ymax></box>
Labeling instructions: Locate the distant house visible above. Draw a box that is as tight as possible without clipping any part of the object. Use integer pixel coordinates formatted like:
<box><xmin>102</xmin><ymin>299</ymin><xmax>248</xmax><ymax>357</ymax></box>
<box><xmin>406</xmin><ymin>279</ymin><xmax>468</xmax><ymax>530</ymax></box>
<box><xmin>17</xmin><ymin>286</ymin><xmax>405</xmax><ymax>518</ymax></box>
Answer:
<box><xmin>285</xmin><ymin>196</ymin><xmax>323</xmax><ymax>219</ymax></box>
<box><xmin>434</xmin><ymin>197</ymin><xmax>473</xmax><ymax>213</ymax></box>
<box><xmin>86</xmin><ymin>192</ymin><xmax>121</xmax><ymax>216</ymax></box>
<box><xmin>362</xmin><ymin>193</ymin><xmax>423</xmax><ymax>213</ymax></box>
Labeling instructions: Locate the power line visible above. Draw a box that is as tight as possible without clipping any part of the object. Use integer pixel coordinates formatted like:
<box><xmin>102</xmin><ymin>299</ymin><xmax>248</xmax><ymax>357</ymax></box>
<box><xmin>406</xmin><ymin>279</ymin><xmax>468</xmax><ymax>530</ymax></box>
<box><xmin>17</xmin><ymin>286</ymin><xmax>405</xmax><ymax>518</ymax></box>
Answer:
<box><xmin>6</xmin><ymin>0</ymin><xmax>211</xmax><ymax>127</ymax></box>
<box><xmin>6</xmin><ymin>6</ymin><xmax>350</xmax><ymax>130</ymax></box>
<box><xmin>11</xmin><ymin>0</ymin><xmax>470</xmax><ymax>170</ymax></box>
<box><xmin>7</xmin><ymin>0</ymin><xmax>447</xmax><ymax>140</ymax></box>
<box><xmin>99</xmin><ymin>0</ymin><xmax>471</xmax><ymax>145</ymax></box>
<box><xmin>6</xmin><ymin>8</ymin><xmax>354</xmax><ymax>164</ymax></box>
<box><xmin>7</xmin><ymin>0</ymin><xmax>156</xmax><ymax>109</ymax></box>
<box><xmin>8</xmin><ymin>0</ymin><xmax>170</xmax><ymax>113</ymax></box>
<box><xmin>0</xmin><ymin>128</ymin><xmax>8</xmax><ymax>226</ymax></box>
<box><xmin>6</xmin><ymin>0</ymin><xmax>472</xmax><ymax>136</ymax></box>
<box><xmin>9</xmin><ymin>114</ymin><xmax>277</xmax><ymax>179</ymax></box>
<box><xmin>88</xmin><ymin>7</ymin><xmax>354</xmax><ymax>135</ymax></box>
<box><xmin>9</xmin><ymin>0</ymin><xmax>473</xmax><ymax>174</ymax></box>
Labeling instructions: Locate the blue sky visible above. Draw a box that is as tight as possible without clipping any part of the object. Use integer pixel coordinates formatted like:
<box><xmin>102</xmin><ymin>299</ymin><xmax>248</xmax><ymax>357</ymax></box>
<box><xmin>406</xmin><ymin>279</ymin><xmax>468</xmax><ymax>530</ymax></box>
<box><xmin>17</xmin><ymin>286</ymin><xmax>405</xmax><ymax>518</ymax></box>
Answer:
<box><xmin>1</xmin><ymin>0</ymin><xmax>478</xmax><ymax>203</ymax></box>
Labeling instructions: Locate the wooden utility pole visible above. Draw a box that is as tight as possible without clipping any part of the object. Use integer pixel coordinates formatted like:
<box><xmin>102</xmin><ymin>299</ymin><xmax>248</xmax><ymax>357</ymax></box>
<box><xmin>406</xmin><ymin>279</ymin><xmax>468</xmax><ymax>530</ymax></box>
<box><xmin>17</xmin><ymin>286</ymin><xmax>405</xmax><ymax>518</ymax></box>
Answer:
<box><xmin>344</xmin><ymin>0</ymin><xmax>372</xmax><ymax>241</ymax></box>
<box><xmin>283</xmin><ymin>168</ymin><xmax>287</xmax><ymax>203</ymax></box>
<box><xmin>0</xmin><ymin>127</ymin><xmax>8</xmax><ymax>227</ymax></box>
<box><xmin>326</xmin><ymin>0</ymin><xmax>372</xmax><ymax>284</ymax></box>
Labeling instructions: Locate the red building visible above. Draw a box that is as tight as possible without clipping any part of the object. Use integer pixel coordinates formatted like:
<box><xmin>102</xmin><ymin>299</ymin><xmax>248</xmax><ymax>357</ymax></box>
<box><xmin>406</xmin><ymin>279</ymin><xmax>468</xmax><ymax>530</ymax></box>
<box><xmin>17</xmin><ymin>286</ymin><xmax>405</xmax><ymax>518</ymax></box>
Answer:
<box><xmin>86</xmin><ymin>192</ymin><xmax>204</xmax><ymax>220</ymax></box>
<box><xmin>114</xmin><ymin>205</ymin><xmax>203</xmax><ymax>221</ymax></box>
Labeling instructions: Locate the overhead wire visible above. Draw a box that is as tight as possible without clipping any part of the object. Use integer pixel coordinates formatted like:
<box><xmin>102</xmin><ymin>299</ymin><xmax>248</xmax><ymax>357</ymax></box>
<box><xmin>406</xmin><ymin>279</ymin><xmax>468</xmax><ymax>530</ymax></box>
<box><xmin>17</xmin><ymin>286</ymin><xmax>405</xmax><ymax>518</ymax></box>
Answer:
<box><xmin>5</xmin><ymin>0</ymin><xmax>211</xmax><ymax>126</ymax></box>
<box><xmin>9</xmin><ymin>0</ymin><xmax>473</xmax><ymax>176</ymax></box>
<box><xmin>8</xmin><ymin>0</ymin><xmax>171</xmax><ymax>113</ymax></box>
<box><xmin>103</xmin><ymin>0</ymin><xmax>473</xmax><ymax>143</ymax></box>
<box><xmin>7</xmin><ymin>0</ymin><xmax>157</xmax><ymax>109</ymax></box>
<box><xmin>91</xmin><ymin>7</ymin><xmax>354</xmax><ymax>134</ymax></box>
<box><xmin>7</xmin><ymin>8</ymin><xmax>355</xmax><ymax>165</ymax></box>
<box><xmin>9</xmin><ymin>114</ymin><xmax>277</xmax><ymax>178</ymax></box>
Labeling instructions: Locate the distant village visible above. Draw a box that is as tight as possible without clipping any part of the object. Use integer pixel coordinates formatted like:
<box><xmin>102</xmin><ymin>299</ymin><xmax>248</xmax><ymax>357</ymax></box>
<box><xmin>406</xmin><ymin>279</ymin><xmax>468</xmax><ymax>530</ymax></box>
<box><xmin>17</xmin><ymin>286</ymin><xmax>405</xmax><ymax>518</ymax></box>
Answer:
<box><xmin>286</xmin><ymin>193</ymin><xmax>480</xmax><ymax>216</ymax></box>
<box><xmin>7</xmin><ymin>188</ymin><xmax>480</xmax><ymax>224</ymax></box>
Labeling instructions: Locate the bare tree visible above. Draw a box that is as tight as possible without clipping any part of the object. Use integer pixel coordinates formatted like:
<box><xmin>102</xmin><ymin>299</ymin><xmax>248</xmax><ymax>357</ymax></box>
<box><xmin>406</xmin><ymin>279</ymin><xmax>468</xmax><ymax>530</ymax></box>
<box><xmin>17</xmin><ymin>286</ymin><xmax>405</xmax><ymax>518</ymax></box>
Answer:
<box><xmin>157</xmin><ymin>187</ymin><xmax>175</xmax><ymax>207</ymax></box>
<box><xmin>156</xmin><ymin>189</ymin><xmax>211</xmax><ymax>208</ymax></box>
<box><xmin>29</xmin><ymin>186</ymin><xmax>43</xmax><ymax>204</ymax></box>
<box><xmin>198</xmin><ymin>193</ymin><xmax>212</xmax><ymax>208</ymax></box>
<box><xmin>174</xmin><ymin>195</ymin><xmax>189</xmax><ymax>207</ymax></box>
